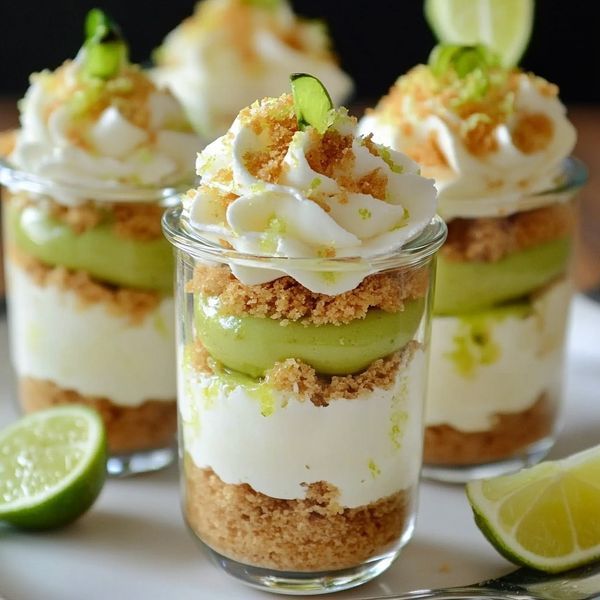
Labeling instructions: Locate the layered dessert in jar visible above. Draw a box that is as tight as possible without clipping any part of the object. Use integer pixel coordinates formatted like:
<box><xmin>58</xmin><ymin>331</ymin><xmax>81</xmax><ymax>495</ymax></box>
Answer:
<box><xmin>162</xmin><ymin>77</ymin><xmax>446</xmax><ymax>592</ymax></box>
<box><xmin>1</xmin><ymin>12</ymin><xmax>199</xmax><ymax>472</ymax></box>
<box><xmin>152</xmin><ymin>0</ymin><xmax>353</xmax><ymax>139</ymax></box>
<box><xmin>359</xmin><ymin>45</ymin><xmax>586</xmax><ymax>479</ymax></box>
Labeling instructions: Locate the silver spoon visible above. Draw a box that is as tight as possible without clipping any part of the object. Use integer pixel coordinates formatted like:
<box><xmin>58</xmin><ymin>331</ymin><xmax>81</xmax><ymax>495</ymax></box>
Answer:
<box><xmin>361</xmin><ymin>562</ymin><xmax>600</xmax><ymax>600</ymax></box>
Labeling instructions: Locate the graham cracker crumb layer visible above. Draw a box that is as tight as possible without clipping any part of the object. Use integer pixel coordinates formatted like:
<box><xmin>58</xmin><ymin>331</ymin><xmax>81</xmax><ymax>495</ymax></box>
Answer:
<box><xmin>188</xmin><ymin>264</ymin><xmax>428</xmax><ymax>325</ymax></box>
<box><xmin>20</xmin><ymin>377</ymin><xmax>176</xmax><ymax>454</ymax></box>
<box><xmin>424</xmin><ymin>393</ymin><xmax>555</xmax><ymax>465</ymax></box>
<box><xmin>8</xmin><ymin>247</ymin><xmax>161</xmax><ymax>325</ymax></box>
<box><xmin>184</xmin><ymin>460</ymin><xmax>411</xmax><ymax>572</ymax></box>
<box><xmin>191</xmin><ymin>340</ymin><xmax>418</xmax><ymax>406</ymax></box>
<box><xmin>443</xmin><ymin>202</ymin><xmax>575</xmax><ymax>263</ymax></box>
<box><xmin>6</xmin><ymin>190</ymin><xmax>165</xmax><ymax>241</ymax></box>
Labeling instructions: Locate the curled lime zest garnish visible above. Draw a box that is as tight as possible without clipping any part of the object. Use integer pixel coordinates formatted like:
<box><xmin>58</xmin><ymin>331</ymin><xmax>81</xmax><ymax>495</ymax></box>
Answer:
<box><xmin>428</xmin><ymin>43</ymin><xmax>500</xmax><ymax>79</ymax></box>
<box><xmin>290</xmin><ymin>73</ymin><xmax>334</xmax><ymax>134</ymax></box>
<box><xmin>82</xmin><ymin>8</ymin><xmax>128</xmax><ymax>80</ymax></box>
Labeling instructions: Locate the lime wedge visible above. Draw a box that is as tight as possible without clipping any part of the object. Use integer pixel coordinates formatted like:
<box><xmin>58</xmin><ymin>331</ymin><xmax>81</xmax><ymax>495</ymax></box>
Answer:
<box><xmin>424</xmin><ymin>0</ymin><xmax>535</xmax><ymax>67</ymax></box>
<box><xmin>467</xmin><ymin>445</ymin><xmax>600</xmax><ymax>573</ymax></box>
<box><xmin>290</xmin><ymin>73</ymin><xmax>334</xmax><ymax>134</ymax></box>
<box><xmin>0</xmin><ymin>406</ymin><xmax>107</xmax><ymax>530</ymax></box>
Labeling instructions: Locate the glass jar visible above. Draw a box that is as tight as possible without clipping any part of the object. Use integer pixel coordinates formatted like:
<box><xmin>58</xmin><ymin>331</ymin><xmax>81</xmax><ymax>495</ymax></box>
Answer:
<box><xmin>0</xmin><ymin>158</ymin><xmax>186</xmax><ymax>476</ymax></box>
<box><xmin>423</xmin><ymin>157</ymin><xmax>588</xmax><ymax>482</ymax></box>
<box><xmin>163</xmin><ymin>204</ymin><xmax>446</xmax><ymax>594</ymax></box>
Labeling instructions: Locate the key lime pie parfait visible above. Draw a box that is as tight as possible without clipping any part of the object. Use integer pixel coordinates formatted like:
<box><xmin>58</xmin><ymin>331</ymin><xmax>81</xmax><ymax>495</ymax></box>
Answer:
<box><xmin>152</xmin><ymin>0</ymin><xmax>353</xmax><ymax>140</ymax></box>
<box><xmin>162</xmin><ymin>75</ymin><xmax>445</xmax><ymax>593</ymax></box>
<box><xmin>359</xmin><ymin>45</ymin><xmax>587</xmax><ymax>481</ymax></box>
<box><xmin>0</xmin><ymin>11</ymin><xmax>200</xmax><ymax>476</ymax></box>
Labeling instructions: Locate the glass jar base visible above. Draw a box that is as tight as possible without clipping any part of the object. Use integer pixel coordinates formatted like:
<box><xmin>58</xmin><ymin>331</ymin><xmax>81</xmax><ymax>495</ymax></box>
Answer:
<box><xmin>204</xmin><ymin>546</ymin><xmax>401</xmax><ymax>596</ymax></box>
<box><xmin>421</xmin><ymin>436</ymin><xmax>555</xmax><ymax>483</ymax></box>
<box><xmin>106</xmin><ymin>445</ymin><xmax>175</xmax><ymax>477</ymax></box>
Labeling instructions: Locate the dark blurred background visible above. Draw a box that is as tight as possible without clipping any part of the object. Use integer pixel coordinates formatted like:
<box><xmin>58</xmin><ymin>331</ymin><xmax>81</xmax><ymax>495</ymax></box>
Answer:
<box><xmin>0</xmin><ymin>0</ymin><xmax>599</xmax><ymax>102</ymax></box>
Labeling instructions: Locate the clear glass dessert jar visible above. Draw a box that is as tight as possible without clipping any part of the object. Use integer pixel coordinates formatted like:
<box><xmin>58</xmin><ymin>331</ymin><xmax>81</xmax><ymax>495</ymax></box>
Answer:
<box><xmin>163</xmin><ymin>205</ymin><xmax>446</xmax><ymax>594</ymax></box>
<box><xmin>1</xmin><ymin>160</ymin><xmax>183</xmax><ymax>476</ymax></box>
<box><xmin>424</xmin><ymin>158</ymin><xmax>588</xmax><ymax>482</ymax></box>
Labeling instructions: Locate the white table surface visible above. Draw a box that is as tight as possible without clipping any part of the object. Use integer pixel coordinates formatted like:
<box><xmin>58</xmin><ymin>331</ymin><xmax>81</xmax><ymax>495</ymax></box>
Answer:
<box><xmin>0</xmin><ymin>295</ymin><xmax>599</xmax><ymax>600</ymax></box>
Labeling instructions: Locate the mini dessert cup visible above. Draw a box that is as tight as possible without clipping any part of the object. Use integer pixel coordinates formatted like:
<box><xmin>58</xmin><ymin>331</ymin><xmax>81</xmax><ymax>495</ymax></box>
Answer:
<box><xmin>424</xmin><ymin>158</ymin><xmax>587</xmax><ymax>482</ymax></box>
<box><xmin>1</xmin><ymin>10</ymin><xmax>200</xmax><ymax>476</ymax></box>
<box><xmin>163</xmin><ymin>206</ymin><xmax>446</xmax><ymax>594</ymax></box>
<box><xmin>1</xmin><ymin>163</ymin><xmax>182</xmax><ymax>476</ymax></box>
<box><xmin>358</xmin><ymin>44</ymin><xmax>586</xmax><ymax>482</ymax></box>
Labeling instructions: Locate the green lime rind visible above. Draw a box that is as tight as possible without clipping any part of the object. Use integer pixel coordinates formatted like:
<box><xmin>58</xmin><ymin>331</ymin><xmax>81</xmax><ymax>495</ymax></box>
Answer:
<box><xmin>5</xmin><ymin>201</ymin><xmax>173</xmax><ymax>293</ymax></box>
<box><xmin>424</xmin><ymin>0</ymin><xmax>534</xmax><ymax>68</ymax></box>
<box><xmin>290</xmin><ymin>73</ymin><xmax>334</xmax><ymax>134</ymax></box>
<box><xmin>434</xmin><ymin>237</ymin><xmax>571</xmax><ymax>315</ymax></box>
<box><xmin>466</xmin><ymin>449</ymin><xmax>600</xmax><ymax>574</ymax></box>
<box><xmin>195</xmin><ymin>294</ymin><xmax>425</xmax><ymax>377</ymax></box>
<box><xmin>0</xmin><ymin>406</ymin><xmax>107</xmax><ymax>530</ymax></box>
<box><xmin>468</xmin><ymin>494</ymin><xmax>600</xmax><ymax>574</ymax></box>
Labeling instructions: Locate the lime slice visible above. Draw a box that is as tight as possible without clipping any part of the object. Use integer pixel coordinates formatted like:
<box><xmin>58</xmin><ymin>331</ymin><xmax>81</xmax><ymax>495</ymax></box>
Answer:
<box><xmin>290</xmin><ymin>73</ymin><xmax>334</xmax><ymax>134</ymax></box>
<box><xmin>467</xmin><ymin>445</ymin><xmax>600</xmax><ymax>573</ymax></box>
<box><xmin>0</xmin><ymin>406</ymin><xmax>107</xmax><ymax>530</ymax></box>
<box><xmin>424</xmin><ymin>0</ymin><xmax>535</xmax><ymax>67</ymax></box>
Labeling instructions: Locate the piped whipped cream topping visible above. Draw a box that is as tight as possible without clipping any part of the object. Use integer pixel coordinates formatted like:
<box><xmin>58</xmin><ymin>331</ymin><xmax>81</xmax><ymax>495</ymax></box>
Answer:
<box><xmin>152</xmin><ymin>0</ymin><xmax>353</xmax><ymax>139</ymax></box>
<box><xmin>10</xmin><ymin>56</ymin><xmax>200</xmax><ymax>204</ymax></box>
<box><xmin>358</xmin><ymin>64</ymin><xmax>577</xmax><ymax>219</ymax></box>
<box><xmin>185</xmin><ymin>94</ymin><xmax>438</xmax><ymax>294</ymax></box>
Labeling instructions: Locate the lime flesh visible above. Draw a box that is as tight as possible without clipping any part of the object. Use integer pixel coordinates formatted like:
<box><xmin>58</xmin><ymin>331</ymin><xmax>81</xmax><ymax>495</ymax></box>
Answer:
<box><xmin>195</xmin><ymin>294</ymin><xmax>425</xmax><ymax>377</ymax></box>
<box><xmin>467</xmin><ymin>445</ymin><xmax>600</xmax><ymax>573</ymax></box>
<box><xmin>0</xmin><ymin>406</ymin><xmax>107</xmax><ymax>530</ymax></box>
<box><xmin>5</xmin><ymin>200</ymin><xmax>173</xmax><ymax>292</ymax></box>
<box><xmin>425</xmin><ymin>0</ymin><xmax>535</xmax><ymax>67</ymax></box>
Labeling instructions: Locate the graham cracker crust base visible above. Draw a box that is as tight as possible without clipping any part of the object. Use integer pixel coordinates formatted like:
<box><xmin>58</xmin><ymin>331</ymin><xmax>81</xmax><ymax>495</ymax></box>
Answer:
<box><xmin>20</xmin><ymin>377</ymin><xmax>176</xmax><ymax>454</ymax></box>
<box><xmin>423</xmin><ymin>394</ymin><xmax>556</xmax><ymax>466</ymax></box>
<box><xmin>184</xmin><ymin>458</ymin><xmax>411</xmax><ymax>572</ymax></box>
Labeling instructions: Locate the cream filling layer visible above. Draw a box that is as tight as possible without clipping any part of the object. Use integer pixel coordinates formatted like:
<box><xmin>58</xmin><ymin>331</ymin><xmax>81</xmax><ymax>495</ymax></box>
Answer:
<box><xmin>180</xmin><ymin>348</ymin><xmax>426</xmax><ymax>508</ymax></box>
<box><xmin>426</xmin><ymin>278</ymin><xmax>572</xmax><ymax>432</ymax></box>
<box><xmin>6</xmin><ymin>261</ymin><xmax>176</xmax><ymax>406</ymax></box>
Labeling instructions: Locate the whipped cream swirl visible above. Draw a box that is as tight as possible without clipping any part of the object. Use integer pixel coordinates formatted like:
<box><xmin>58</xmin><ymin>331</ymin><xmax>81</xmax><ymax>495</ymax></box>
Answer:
<box><xmin>152</xmin><ymin>0</ymin><xmax>353</xmax><ymax>140</ymax></box>
<box><xmin>359</xmin><ymin>70</ymin><xmax>577</xmax><ymax>219</ymax></box>
<box><xmin>186</xmin><ymin>96</ymin><xmax>437</xmax><ymax>294</ymax></box>
<box><xmin>10</xmin><ymin>57</ymin><xmax>200</xmax><ymax>204</ymax></box>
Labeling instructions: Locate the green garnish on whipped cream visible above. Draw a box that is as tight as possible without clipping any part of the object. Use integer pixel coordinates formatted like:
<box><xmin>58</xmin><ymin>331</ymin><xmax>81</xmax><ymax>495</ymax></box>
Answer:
<box><xmin>82</xmin><ymin>9</ymin><xmax>127</xmax><ymax>80</ymax></box>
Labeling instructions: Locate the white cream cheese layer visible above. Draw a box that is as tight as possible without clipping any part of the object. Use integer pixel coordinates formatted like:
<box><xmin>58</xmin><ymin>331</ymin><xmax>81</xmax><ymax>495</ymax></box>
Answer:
<box><xmin>358</xmin><ymin>74</ymin><xmax>576</xmax><ymax>219</ymax></box>
<box><xmin>7</xmin><ymin>261</ymin><xmax>176</xmax><ymax>406</ymax></box>
<box><xmin>426</xmin><ymin>278</ymin><xmax>571</xmax><ymax>432</ymax></box>
<box><xmin>180</xmin><ymin>348</ymin><xmax>426</xmax><ymax>508</ymax></box>
<box><xmin>152</xmin><ymin>0</ymin><xmax>353</xmax><ymax>139</ymax></box>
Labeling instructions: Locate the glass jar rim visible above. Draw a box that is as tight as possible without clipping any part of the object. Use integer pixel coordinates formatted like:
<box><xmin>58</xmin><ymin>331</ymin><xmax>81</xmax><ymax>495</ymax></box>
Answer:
<box><xmin>162</xmin><ymin>202</ymin><xmax>448</xmax><ymax>273</ymax></box>
<box><xmin>0</xmin><ymin>157</ymin><xmax>193</xmax><ymax>203</ymax></box>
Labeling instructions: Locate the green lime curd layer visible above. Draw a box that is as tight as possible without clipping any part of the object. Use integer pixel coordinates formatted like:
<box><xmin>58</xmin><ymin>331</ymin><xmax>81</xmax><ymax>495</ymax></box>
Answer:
<box><xmin>6</xmin><ymin>200</ymin><xmax>172</xmax><ymax>292</ymax></box>
<box><xmin>434</xmin><ymin>237</ymin><xmax>571</xmax><ymax>315</ymax></box>
<box><xmin>194</xmin><ymin>294</ymin><xmax>426</xmax><ymax>377</ymax></box>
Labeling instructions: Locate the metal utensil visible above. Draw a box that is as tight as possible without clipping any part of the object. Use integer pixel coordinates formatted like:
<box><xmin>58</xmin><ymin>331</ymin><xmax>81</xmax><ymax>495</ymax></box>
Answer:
<box><xmin>361</xmin><ymin>562</ymin><xmax>600</xmax><ymax>600</ymax></box>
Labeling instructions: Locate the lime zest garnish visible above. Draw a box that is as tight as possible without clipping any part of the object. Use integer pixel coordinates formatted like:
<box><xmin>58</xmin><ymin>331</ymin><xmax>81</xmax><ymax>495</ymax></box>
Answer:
<box><xmin>358</xmin><ymin>208</ymin><xmax>372</xmax><ymax>220</ymax></box>
<box><xmin>428</xmin><ymin>43</ymin><xmax>500</xmax><ymax>79</ymax></box>
<box><xmin>378</xmin><ymin>147</ymin><xmax>404</xmax><ymax>174</ymax></box>
<box><xmin>290</xmin><ymin>73</ymin><xmax>335</xmax><ymax>134</ymax></box>
<box><xmin>82</xmin><ymin>8</ymin><xmax>128</xmax><ymax>80</ymax></box>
